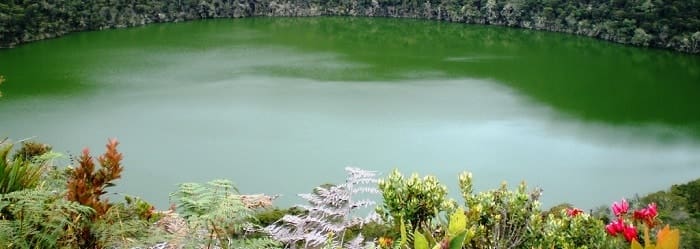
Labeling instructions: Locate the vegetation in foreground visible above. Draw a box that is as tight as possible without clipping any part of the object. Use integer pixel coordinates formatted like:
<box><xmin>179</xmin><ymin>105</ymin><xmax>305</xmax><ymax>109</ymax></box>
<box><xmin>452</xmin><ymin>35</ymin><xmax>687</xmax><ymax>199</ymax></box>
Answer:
<box><xmin>0</xmin><ymin>0</ymin><xmax>699</xmax><ymax>53</ymax></box>
<box><xmin>0</xmin><ymin>138</ymin><xmax>698</xmax><ymax>249</ymax></box>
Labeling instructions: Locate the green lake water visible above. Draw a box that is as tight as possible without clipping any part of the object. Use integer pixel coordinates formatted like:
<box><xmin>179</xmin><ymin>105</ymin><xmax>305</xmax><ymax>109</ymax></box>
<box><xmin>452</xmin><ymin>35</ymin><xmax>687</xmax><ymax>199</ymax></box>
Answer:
<box><xmin>1</xmin><ymin>17</ymin><xmax>699</xmax><ymax>209</ymax></box>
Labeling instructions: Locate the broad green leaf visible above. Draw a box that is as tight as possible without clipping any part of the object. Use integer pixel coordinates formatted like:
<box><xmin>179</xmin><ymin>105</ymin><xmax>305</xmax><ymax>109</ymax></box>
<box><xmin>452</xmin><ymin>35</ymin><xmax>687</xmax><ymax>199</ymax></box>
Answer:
<box><xmin>414</xmin><ymin>230</ymin><xmax>429</xmax><ymax>249</ymax></box>
<box><xmin>449</xmin><ymin>230</ymin><xmax>468</xmax><ymax>249</ymax></box>
<box><xmin>448</xmin><ymin>207</ymin><xmax>466</xmax><ymax>237</ymax></box>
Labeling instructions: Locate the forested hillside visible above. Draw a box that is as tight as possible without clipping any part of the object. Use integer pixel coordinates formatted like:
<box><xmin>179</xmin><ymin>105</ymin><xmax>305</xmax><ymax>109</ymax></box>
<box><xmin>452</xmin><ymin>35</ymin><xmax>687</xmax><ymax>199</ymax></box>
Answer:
<box><xmin>1</xmin><ymin>0</ymin><xmax>699</xmax><ymax>53</ymax></box>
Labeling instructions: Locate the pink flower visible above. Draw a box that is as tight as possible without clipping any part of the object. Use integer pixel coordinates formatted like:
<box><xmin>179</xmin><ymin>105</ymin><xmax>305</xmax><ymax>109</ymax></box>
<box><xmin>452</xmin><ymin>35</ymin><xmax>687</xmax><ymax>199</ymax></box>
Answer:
<box><xmin>622</xmin><ymin>223</ymin><xmax>638</xmax><ymax>242</ymax></box>
<box><xmin>633</xmin><ymin>203</ymin><xmax>658</xmax><ymax>228</ymax></box>
<box><xmin>605</xmin><ymin>218</ymin><xmax>638</xmax><ymax>243</ymax></box>
<box><xmin>566</xmin><ymin>208</ymin><xmax>583</xmax><ymax>217</ymax></box>
<box><xmin>612</xmin><ymin>198</ymin><xmax>629</xmax><ymax>216</ymax></box>
<box><xmin>605</xmin><ymin>218</ymin><xmax>625</xmax><ymax>236</ymax></box>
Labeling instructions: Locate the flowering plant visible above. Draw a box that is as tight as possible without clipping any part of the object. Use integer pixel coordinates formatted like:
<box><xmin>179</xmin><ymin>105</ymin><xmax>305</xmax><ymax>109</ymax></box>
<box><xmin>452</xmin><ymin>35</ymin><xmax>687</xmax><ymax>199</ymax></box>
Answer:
<box><xmin>604</xmin><ymin>198</ymin><xmax>679</xmax><ymax>249</ymax></box>
<box><xmin>606</xmin><ymin>198</ymin><xmax>651</xmax><ymax>243</ymax></box>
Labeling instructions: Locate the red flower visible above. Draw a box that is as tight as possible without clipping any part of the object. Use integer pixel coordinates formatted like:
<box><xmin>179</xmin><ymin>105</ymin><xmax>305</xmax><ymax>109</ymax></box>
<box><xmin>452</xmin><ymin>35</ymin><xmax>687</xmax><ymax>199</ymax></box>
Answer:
<box><xmin>612</xmin><ymin>198</ymin><xmax>629</xmax><ymax>216</ymax></box>
<box><xmin>633</xmin><ymin>203</ymin><xmax>658</xmax><ymax>228</ymax></box>
<box><xmin>622</xmin><ymin>223</ymin><xmax>638</xmax><ymax>242</ymax></box>
<box><xmin>606</xmin><ymin>218</ymin><xmax>638</xmax><ymax>243</ymax></box>
<box><xmin>605</xmin><ymin>218</ymin><xmax>625</xmax><ymax>236</ymax></box>
<box><xmin>566</xmin><ymin>208</ymin><xmax>583</xmax><ymax>217</ymax></box>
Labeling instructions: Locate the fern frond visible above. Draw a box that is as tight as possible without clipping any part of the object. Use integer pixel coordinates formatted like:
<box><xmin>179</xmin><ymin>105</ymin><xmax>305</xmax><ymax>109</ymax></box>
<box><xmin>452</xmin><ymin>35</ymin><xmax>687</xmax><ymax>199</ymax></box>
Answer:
<box><xmin>266</xmin><ymin>167</ymin><xmax>380</xmax><ymax>248</ymax></box>
<box><xmin>171</xmin><ymin>179</ymin><xmax>264</xmax><ymax>249</ymax></box>
<box><xmin>0</xmin><ymin>188</ymin><xmax>93</xmax><ymax>248</ymax></box>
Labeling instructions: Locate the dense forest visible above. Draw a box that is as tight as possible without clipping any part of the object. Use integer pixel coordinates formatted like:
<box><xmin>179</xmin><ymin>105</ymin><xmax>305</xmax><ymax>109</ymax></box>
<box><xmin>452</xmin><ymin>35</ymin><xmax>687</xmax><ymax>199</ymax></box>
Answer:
<box><xmin>0</xmin><ymin>0</ymin><xmax>699</xmax><ymax>53</ymax></box>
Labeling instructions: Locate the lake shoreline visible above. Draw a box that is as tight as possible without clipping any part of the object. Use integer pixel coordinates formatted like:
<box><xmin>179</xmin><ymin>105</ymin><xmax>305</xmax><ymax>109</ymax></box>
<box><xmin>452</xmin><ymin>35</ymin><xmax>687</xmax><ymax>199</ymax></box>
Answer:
<box><xmin>1</xmin><ymin>1</ymin><xmax>699</xmax><ymax>54</ymax></box>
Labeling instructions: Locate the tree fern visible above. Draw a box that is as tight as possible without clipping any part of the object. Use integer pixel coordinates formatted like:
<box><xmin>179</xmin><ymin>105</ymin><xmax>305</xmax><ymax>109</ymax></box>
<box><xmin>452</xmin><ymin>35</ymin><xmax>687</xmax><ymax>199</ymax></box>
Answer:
<box><xmin>266</xmin><ymin>167</ymin><xmax>380</xmax><ymax>249</ymax></box>
<box><xmin>170</xmin><ymin>179</ymin><xmax>279</xmax><ymax>249</ymax></box>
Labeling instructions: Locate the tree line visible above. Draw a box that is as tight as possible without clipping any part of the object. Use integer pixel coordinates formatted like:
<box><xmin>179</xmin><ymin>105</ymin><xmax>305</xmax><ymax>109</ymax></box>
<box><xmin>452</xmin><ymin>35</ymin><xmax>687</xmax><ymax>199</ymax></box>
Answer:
<box><xmin>1</xmin><ymin>0</ymin><xmax>699</xmax><ymax>53</ymax></box>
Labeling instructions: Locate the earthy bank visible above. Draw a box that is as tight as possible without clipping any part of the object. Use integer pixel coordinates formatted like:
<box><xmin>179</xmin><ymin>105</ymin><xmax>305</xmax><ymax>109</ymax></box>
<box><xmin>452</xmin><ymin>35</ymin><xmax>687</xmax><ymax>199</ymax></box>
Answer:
<box><xmin>1</xmin><ymin>0</ymin><xmax>699</xmax><ymax>53</ymax></box>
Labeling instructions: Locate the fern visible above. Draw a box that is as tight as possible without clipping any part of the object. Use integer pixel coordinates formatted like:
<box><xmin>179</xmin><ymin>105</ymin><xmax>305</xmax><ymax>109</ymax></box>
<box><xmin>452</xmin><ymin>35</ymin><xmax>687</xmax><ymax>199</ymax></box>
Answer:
<box><xmin>0</xmin><ymin>188</ymin><xmax>93</xmax><ymax>249</ymax></box>
<box><xmin>91</xmin><ymin>201</ymin><xmax>170</xmax><ymax>249</ymax></box>
<box><xmin>266</xmin><ymin>167</ymin><xmax>380</xmax><ymax>249</ymax></box>
<box><xmin>170</xmin><ymin>179</ymin><xmax>277</xmax><ymax>249</ymax></box>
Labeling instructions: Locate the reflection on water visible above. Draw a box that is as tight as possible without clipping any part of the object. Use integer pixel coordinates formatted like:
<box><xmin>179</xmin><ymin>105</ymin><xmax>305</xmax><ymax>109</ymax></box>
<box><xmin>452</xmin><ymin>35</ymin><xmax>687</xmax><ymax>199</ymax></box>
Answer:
<box><xmin>0</xmin><ymin>17</ymin><xmax>699</xmax><ymax>209</ymax></box>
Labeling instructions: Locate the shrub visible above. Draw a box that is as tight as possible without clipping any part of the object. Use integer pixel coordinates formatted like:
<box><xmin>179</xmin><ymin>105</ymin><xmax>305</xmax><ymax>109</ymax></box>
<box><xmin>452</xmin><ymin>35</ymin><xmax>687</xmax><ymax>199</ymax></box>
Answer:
<box><xmin>66</xmin><ymin>138</ymin><xmax>123</xmax><ymax>218</ymax></box>
<box><xmin>412</xmin><ymin>207</ymin><xmax>473</xmax><ymax>249</ymax></box>
<box><xmin>377</xmin><ymin>169</ymin><xmax>451</xmax><ymax>231</ymax></box>
<box><xmin>641</xmin><ymin>179</ymin><xmax>700</xmax><ymax>248</ymax></box>
<box><xmin>253</xmin><ymin>207</ymin><xmax>307</xmax><ymax>228</ymax></box>
<box><xmin>532</xmin><ymin>209</ymin><xmax>620</xmax><ymax>249</ymax></box>
<box><xmin>459</xmin><ymin>171</ymin><xmax>543</xmax><ymax>249</ymax></box>
<box><xmin>91</xmin><ymin>196</ymin><xmax>168</xmax><ymax>248</ymax></box>
<box><xmin>12</xmin><ymin>141</ymin><xmax>52</xmax><ymax>162</ymax></box>
<box><xmin>65</xmin><ymin>138</ymin><xmax>124</xmax><ymax>248</ymax></box>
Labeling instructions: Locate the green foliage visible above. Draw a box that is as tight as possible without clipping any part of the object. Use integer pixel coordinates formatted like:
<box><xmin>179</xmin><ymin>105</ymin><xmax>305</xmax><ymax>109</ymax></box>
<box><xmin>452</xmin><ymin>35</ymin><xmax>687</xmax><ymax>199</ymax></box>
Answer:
<box><xmin>345</xmin><ymin>221</ymin><xmax>394</xmax><ymax>242</ymax></box>
<box><xmin>12</xmin><ymin>141</ymin><xmax>52</xmax><ymax>162</ymax></box>
<box><xmin>170</xmin><ymin>179</ymin><xmax>279</xmax><ymax>249</ymax></box>
<box><xmin>0</xmin><ymin>137</ymin><xmax>696</xmax><ymax>249</ymax></box>
<box><xmin>0</xmin><ymin>188</ymin><xmax>93</xmax><ymax>249</ymax></box>
<box><xmin>412</xmin><ymin>208</ymin><xmax>473</xmax><ymax>249</ymax></box>
<box><xmin>253</xmin><ymin>207</ymin><xmax>307</xmax><ymax>228</ymax></box>
<box><xmin>532</xmin><ymin>210</ymin><xmax>620</xmax><ymax>249</ymax></box>
<box><xmin>377</xmin><ymin>169</ymin><xmax>451</xmax><ymax>230</ymax></box>
<box><xmin>639</xmin><ymin>179</ymin><xmax>700</xmax><ymax>249</ymax></box>
<box><xmin>0</xmin><ymin>75</ymin><xmax>4</xmax><ymax>97</ymax></box>
<box><xmin>0</xmin><ymin>143</ymin><xmax>45</xmax><ymax>194</ymax></box>
<box><xmin>91</xmin><ymin>197</ymin><xmax>169</xmax><ymax>248</ymax></box>
<box><xmin>459</xmin><ymin>171</ymin><xmax>542</xmax><ymax>249</ymax></box>
<box><xmin>123</xmin><ymin>195</ymin><xmax>161</xmax><ymax>223</ymax></box>
<box><xmin>0</xmin><ymin>0</ymin><xmax>698</xmax><ymax>53</ymax></box>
